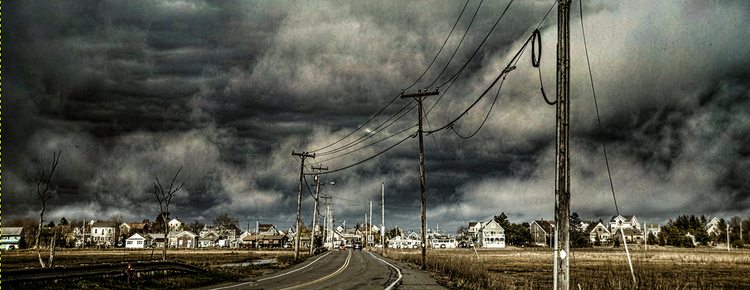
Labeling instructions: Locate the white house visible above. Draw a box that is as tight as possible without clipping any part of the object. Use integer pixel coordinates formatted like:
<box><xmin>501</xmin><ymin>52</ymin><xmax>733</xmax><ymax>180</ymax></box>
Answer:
<box><xmin>583</xmin><ymin>221</ymin><xmax>611</xmax><ymax>243</ymax></box>
<box><xmin>609</xmin><ymin>215</ymin><xmax>641</xmax><ymax>233</ymax></box>
<box><xmin>125</xmin><ymin>233</ymin><xmax>148</xmax><ymax>249</ymax></box>
<box><xmin>168</xmin><ymin>218</ymin><xmax>186</xmax><ymax>231</ymax></box>
<box><xmin>1</xmin><ymin>227</ymin><xmax>24</xmax><ymax>250</ymax></box>
<box><xmin>705</xmin><ymin>217</ymin><xmax>721</xmax><ymax>236</ymax></box>
<box><xmin>478</xmin><ymin>219</ymin><xmax>505</xmax><ymax>248</ymax></box>
<box><xmin>91</xmin><ymin>222</ymin><xmax>118</xmax><ymax>246</ymax></box>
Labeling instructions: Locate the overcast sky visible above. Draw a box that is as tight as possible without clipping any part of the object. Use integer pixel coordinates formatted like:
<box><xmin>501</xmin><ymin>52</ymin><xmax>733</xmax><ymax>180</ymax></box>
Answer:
<box><xmin>6</xmin><ymin>0</ymin><xmax>750</xmax><ymax>233</ymax></box>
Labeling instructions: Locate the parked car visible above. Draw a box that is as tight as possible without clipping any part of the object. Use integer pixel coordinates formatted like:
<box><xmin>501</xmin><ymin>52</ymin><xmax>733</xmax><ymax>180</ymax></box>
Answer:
<box><xmin>458</xmin><ymin>241</ymin><xmax>467</xmax><ymax>248</ymax></box>
<box><xmin>339</xmin><ymin>243</ymin><xmax>346</xmax><ymax>250</ymax></box>
<box><xmin>283</xmin><ymin>244</ymin><xmax>292</xmax><ymax>248</ymax></box>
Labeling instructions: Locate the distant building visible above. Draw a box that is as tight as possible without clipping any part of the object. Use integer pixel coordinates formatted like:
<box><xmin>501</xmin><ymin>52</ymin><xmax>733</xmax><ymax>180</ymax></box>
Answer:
<box><xmin>91</xmin><ymin>222</ymin><xmax>118</xmax><ymax>246</ymax></box>
<box><xmin>529</xmin><ymin>220</ymin><xmax>555</xmax><ymax>247</ymax></box>
<box><xmin>1</xmin><ymin>227</ymin><xmax>25</xmax><ymax>250</ymax></box>
<box><xmin>609</xmin><ymin>215</ymin><xmax>641</xmax><ymax>234</ymax></box>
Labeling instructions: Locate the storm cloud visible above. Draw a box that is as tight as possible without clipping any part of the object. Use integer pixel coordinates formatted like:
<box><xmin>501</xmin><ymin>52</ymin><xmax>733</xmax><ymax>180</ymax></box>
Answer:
<box><xmin>5</xmin><ymin>0</ymin><xmax>750</xmax><ymax>232</ymax></box>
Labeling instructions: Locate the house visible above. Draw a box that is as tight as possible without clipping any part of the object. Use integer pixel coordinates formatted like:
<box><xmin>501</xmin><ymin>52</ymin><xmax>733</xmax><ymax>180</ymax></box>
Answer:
<box><xmin>125</xmin><ymin>233</ymin><xmax>148</xmax><ymax>249</ymax></box>
<box><xmin>169</xmin><ymin>231</ymin><xmax>198</xmax><ymax>248</ymax></box>
<box><xmin>147</xmin><ymin>233</ymin><xmax>166</xmax><ymax>248</ymax></box>
<box><xmin>644</xmin><ymin>223</ymin><xmax>661</xmax><ymax>238</ymax></box>
<box><xmin>609</xmin><ymin>215</ymin><xmax>641</xmax><ymax>234</ymax></box>
<box><xmin>468</xmin><ymin>222</ymin><xmax>483</xmax><ymax>240</ymax></box>
<box><xmin>120</xmin><ymin>223</ymin><xmax>150</xmax><ymax>235</ymax></box>
<box><xmin>256</xmin><ymin>235</ymin><xmax>288</xmax><ymax>248</ymax></box>
<box><xmin>258</xmin><ymin>224</ymin><xmax>279</xmax><ymax>235</ymax></box>
<box><xmin>199</xmin><ymin>236</ymin><xmax>219</xmax><ymax>248</ymax></box>
<box><xmin>168</xmin><ymin>218</ymin><xmax>186</xmax><ymax>231</ymax></box>
<box><xmin>478</xmin><ymin>219</ymin><xmax>505</xmax><ymax>248</ymax></box>
<box><xmin>583</xmin><ymin>221</ymin><xmax>611</xmax><ymax>243</ymax></box>
<box><xmin>1</xmin><ymin>227</ymin><xmax>25</xmax><ymax>250</ymax></box>
<box><xmin>705</xmin><ymin>217</ymin><xmax>721</xmax><ymax>236</ymax></box>
<box><xmin>612</xmin><ymin>228</ymin><xmax>644</xmax><ymax>244</ymax></box>
<box><xmin>388</xmin><ymin>235</ymin><xmax>421</xmax><ymax>249</ymax></box>
<box><xmin>529</xmin><ymin>220</ymin><xmax>555</xmax><ymax>247</ymax></box>
<box><xmin>91</xmin><ymin>222</ymin><xmax>118</xmax><ymax>246</ymax></box>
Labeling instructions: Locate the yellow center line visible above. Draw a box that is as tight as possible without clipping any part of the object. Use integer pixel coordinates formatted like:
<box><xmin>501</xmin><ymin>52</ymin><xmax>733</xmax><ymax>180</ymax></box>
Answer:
<box><xmin>281</xmin><ymin>250</ymin><xmax>352</xmax><ymax>290</ymax></box>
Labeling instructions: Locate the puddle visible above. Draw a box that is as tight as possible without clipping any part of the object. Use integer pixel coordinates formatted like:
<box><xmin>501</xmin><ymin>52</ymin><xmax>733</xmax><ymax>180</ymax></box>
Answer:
<box><xmin>221</xmin><ymin>259</ymin><xmax>277</xmax><ymax>267</ymax></box>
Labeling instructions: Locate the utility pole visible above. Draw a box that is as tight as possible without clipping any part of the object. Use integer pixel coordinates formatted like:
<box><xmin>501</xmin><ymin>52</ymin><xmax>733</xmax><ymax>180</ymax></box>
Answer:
<box><xmin>310</xmin><ymin>165</ymin><xmax>327</xmax><ymax>255</ymax></box>
<box><xmin>554</xmin><ymin>1</ymin><xmax>572</xmax><ymax>289</ymax></box>
<box><xmin>727</xmin><ymin>224</ymin><xmax>731</xmax><ymax>252</ymax></box>
<box><xmin>382</xmin><ymin>182</ymin><xmax>386</xmax><ymax>255</ymax></box>
<box><xmin>369</xmin><ymin>200</ymin><xmax>373</xmax><ymax>250</ymax></box>
<box><xmin>402</xmin><ymin>88</ymin><xmax>439</xmax><ymax>270</ymax></box>
<box><xmin>292</xmin><ymin>151</ymin><xmax>314</xmax><ymax>260</ymax></box>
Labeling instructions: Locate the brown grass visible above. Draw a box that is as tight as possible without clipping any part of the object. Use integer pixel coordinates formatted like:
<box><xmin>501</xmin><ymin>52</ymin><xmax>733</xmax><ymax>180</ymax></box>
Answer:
<box><xmin>383</xmin><ymin>247</ymin><xmax>750</xmax><ymax>289</ymax></box>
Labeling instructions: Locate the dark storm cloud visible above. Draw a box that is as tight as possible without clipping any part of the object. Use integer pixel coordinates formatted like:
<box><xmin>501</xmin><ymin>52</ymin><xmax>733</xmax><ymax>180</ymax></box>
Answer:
<box><xmin>5</xmin><ymin>0</ymin><xmax>750</xmax><ymax>233</ymax></box>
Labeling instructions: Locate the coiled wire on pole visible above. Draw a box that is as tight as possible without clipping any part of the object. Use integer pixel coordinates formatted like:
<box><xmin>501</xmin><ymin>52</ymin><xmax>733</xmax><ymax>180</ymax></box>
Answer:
<box><xmin>531</xmin><ymin>29</ymin><xmax>556</xmax><ymax>105</ymax></box>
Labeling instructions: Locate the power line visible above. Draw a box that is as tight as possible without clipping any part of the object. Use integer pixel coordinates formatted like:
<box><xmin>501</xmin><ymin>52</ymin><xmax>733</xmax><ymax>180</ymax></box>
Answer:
<box><xmin>426</xmin><ymin>0</ymin><xmax>486</xmax><ymax>89</ymax></box>
<box><xmin>315</xmin><ymin>124</ymin><xmax>417</xmax><ymax>164</ymax></box>
<box><xmin>306</xmin><ymin>133</ymin><xmax>415</xmax><ymax>175</ymax></box>
<box><xmin>403</xmin><ymin>0</ymin><xmax>473</xmax><ymax>92</ymax></box>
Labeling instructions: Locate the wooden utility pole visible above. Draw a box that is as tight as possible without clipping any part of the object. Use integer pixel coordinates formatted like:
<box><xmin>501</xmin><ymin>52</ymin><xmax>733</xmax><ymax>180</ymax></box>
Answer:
<box><xmin>727</xmin><ymin>224</ymin><xmax>731</xmax><ymax>252</ymax></box>
<box><xmin>310</xmin><ymin>165</ymin><xmax>327</xmax><ymax>255</ymax></box>
<box><xmin>369</xmin><ymin>200</ymin><xmax>373</xmax><ymax>250</ymax></box>
<box><xmin>402</xmin><ymin>88</ymin><xmax>439</xmax><ymax>270</ymax></box>
<box><xmin>382</xmin><ymin>182</ymin><xmax>386</xmax><ymax>255</ymax></box>
<box><xmin>554</xmin><ymin>1</ymin><xmax>572</xmax><ymax>289</ymax></box>
<box><xmin>292</xmin><ymin>151</ymin><xmax>314</xmax><ymax>260</ymax></box>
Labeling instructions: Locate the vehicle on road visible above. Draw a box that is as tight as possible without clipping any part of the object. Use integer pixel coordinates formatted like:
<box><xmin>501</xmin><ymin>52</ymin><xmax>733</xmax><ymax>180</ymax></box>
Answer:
<box><xmin>339</xmin><ymin>243</ymin><xmax>346</xmax><ymax>250</ymax></box>
<box><xmin>353</xmin><ymin>241</ymin><xmax>362</xmax><ymax>250</ymax></box>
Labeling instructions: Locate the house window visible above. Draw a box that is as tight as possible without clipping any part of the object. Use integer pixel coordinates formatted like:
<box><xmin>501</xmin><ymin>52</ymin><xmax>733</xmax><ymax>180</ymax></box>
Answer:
<box><xmin>137</xmin><ymin>241</ymin><xmax>143</xmax><ymax>245</ymax></box>
<box><xmin>95</xmin><ymin>229</ymin><xmax>98</xmax><ymax>234</ymax></box>
<box><xmin>127</xmin><ymin>241</ymin><xmax>133</xmax><ymax>245</ymax></box>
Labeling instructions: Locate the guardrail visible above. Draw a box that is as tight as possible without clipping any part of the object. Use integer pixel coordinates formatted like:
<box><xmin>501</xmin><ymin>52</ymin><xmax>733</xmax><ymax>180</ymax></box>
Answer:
<box><xmin>3</xmin><ymin>261</ymin><xmax>206</xmax><ymax>283</ymax></box>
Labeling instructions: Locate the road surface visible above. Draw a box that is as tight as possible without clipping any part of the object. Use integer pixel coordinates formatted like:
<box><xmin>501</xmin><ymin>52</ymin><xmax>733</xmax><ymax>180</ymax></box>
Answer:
<box><xmin>198</xmin><ymin>249</ymin><xmax>446</xmax><ymax>290</ymax></box>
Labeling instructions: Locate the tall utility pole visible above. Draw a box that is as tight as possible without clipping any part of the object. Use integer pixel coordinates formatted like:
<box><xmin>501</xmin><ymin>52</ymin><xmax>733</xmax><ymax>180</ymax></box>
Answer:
<box><xmin>322</xmin><ymin>196</ymin><xmax>332</xmax><ymax>248</ymax></box>
<box><xmin>292</xmin><ymin>151</ymin><xmax>314</xmax><ymax>260</ymax></box>
<box><xmin>402</xmin><ymin>88</ymin><xmax>439</xmax><ymax>270</ymax></box>
<box><xmin>310</xmin><ymin>165</ymin><xmax>328</xmax><ymax>255</ymax></box>
<box><xmin>382</xmin><ymin>182</ymin><xmax>386</xmax><ymax>254</ymax></box>
<box><xmin>369</xmin><ymin>200</ymin><xmax>373</xmax><ymax>250</ymax></box>
<box><xmin>727</xmin><ymin>224</ymin><xmax>731</xmax><ymax>252</ymax></box>
<box><xmin>554</xmin><ymin>1</ymin><xmax>572</xmax><ymax>289</ymax></box>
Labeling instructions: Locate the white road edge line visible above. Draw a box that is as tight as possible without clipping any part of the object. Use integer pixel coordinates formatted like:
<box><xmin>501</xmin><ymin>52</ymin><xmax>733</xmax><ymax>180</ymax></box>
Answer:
<box><xmin>367</xmin><ymin>251</ymin><xmax>403</xmax><ymax>290</ymax></box>
<box><xmin>209</xmin><ymin>251</ymin><xmax>334</xmax><ymax>290</ymax></box>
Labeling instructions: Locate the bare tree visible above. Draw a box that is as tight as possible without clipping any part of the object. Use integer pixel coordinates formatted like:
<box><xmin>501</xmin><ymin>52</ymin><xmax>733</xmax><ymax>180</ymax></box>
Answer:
<box><xmin>36</xmin><ymin>150</ymin><xmax>61</xmax><ymax>268</ymax></box>
<box><xmin>109</xmin><ymin>214</ymin><xmax>124</xmax><ymax>246</ymax></box>
<box><xmin>153</xmin><ymin>167</ymin><xmax>185</xmax><ymax>261</ymax></box>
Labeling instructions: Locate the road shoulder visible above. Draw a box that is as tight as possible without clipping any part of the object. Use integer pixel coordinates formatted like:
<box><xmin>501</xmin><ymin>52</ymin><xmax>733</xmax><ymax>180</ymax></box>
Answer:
<box><xmin>368</xmin><ymin>251</ymin><xmax>448</xmax><ymax>290</ymax></box>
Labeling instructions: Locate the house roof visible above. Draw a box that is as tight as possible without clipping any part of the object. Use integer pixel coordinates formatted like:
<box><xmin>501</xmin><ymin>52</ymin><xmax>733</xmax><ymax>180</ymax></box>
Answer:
<box><xmin>124</xmin><ymin>223</ymin><xmax>148</xmax><ymax>230</ymax></box>
<box><xmin>1</xmin><ymin>227</ymin><xmax>24</xmax><ymax>236</ymax></box>
<box><xmin>148</xmin><ymin>233</ymin><xmax>166</xmax><ymax>239</ymax></box>
<box><xmin>469</xmin><ymin>222</ymin><xmax>478</xmax><ymax>228</ymax></box>
<box><xmin>92</xmin><ymin>222</ymin><xmax>118</xmax><ymax>228</ymax></box>
<box><xmin>583</xmin><ymin>222</ymin><xmax>608</xmax><ymax>234</ymax></box>
<box><xmin>259</xmin><ymin>234</ymin><xmax>287</xmax><ymax>240</ymax></box>
<box><xmin>259</xmin><ymin>224</ymin><xmax>275</xmax><ymax>232</ymax></box>
<box><xmin>533</xmin><ymin>220</ymin><xmax>555</xmax><ymax>233</ymax></box>
<box><xmin>127</xmin><ymin>233</ymin><xmax>146</xmax><ymax>240</ymax></box>
<box><xmin>610</xmin><ymin>215</ymin><xmax>636</xmax><ymax>223</ymax></box>
<box><xmin>170</xmin><ymin>219</ymin><xmax>186</xmax><ymax>224</ymax></box>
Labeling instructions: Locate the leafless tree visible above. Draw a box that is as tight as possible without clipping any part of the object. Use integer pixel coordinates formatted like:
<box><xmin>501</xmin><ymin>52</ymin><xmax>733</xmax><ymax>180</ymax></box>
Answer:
<box><xmin>154</xmin><ymin>167</ymin><xmax>185</xmax><ymax>261</ymax></box>
<box><xmin>36</xmin><ymin>150</ymin><xmax>61</xmax><ymax>268</ymax></box>
<box><xmin>109</xmin><ymin>214</ymin><xmax>124</xmax><ymax>246</ymax></box>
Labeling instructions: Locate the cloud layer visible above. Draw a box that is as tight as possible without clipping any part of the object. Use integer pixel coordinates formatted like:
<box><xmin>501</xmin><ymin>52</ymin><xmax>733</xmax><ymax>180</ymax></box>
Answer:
<box><xmin>5</xmin><ymin>0</ymin><xmax>750</xmax><ymax>232</ymax></box>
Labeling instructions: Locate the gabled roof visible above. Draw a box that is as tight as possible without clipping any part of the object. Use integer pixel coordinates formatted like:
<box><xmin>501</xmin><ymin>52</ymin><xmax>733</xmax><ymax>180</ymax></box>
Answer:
<box><xmin>123</xmin><ymin>223</ymin><xmax>149</xmax><ymax>230</ymax></box>
<box><xmin>92</xmin><ymin>222</ymin><xmax>118</xmax><ymax>228</ymax></box>
<box><xmin>532</xmin><ymin>220</ymin><xmax>555</xmax><ymax>233</ymax></box>
<box><xmin>583</xmin><ymin>222</ymin><xmax>609</xmax><ymax>234</ymax></box>
<box><xmin>259</xmin><ymin>224</ymin><xmax>275</xmax><ymax>232</ymax></box>
<box><xmin>1</xmin><ymin>227</ymin><xmax>24</xmax><ymax>236</ymax></box>
<box><xmin>610</xmin><ymin>215</ymin><xmax>636</xmax><ymax>223</ymax></box>
<box><xmin>469</xmin><ymin>222</ymin><xmax>479</xmax><ymax>228</ymax></box>
<box><xmin>127</xmin><ymin>233</ymin><xmax>146</xmax><ymax>240</ymax></box>
<box><xmin>148</xmin><ymin>233</ymin><xmax>165</xmax><ymax>240</ymax></box>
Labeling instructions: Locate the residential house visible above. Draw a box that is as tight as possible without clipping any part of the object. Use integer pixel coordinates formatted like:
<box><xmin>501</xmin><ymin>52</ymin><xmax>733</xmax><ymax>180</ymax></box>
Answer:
<box><xmin>609</xmin><ymin>215</ymin><xmax>641</xmax><ymax>234</ymax></box>
<box><xmin>1</xmin><ymin>227</ymin><xmax>25</xmax><ymax>250</ymax></box>
<box><xmin>168</xmin><ymin>218</ymin><xmax>186</xmax><ymax>231</ymax></box>
<box><xmin>258</xmin><ymin>224</ymin><xmax>280</xmax><ymax>235</ymax></box>
<box><xmin>388</xmin><ymin>235</ymin><xmax>421</xmax><ymax>249</ymax></box>
<box><xmin>169</xmin><ymin>231</ymin><xmax>198</xmax><ymax>248</ymax></box>
<box><xmin>583</xmin><ymin>221</ymin><xmax>611</xmax><ymax>243</ymax></box>
<box><xmin>478</xmin><ymin>219</ymin><xmax>505</xmax><ymax>248</ymax></box>
<box><xmin>125</xmin><ymin>233</ymin><xmax>148</xmax><ymax>249</ymax></box>
<box><xmin>529</xmin><ymin>220</ymin><xmax>555</xmax><ymax>247</ymax></box>
<box><xmin>91</xmin><ymin>222</ymin><xmax>118</xmax><ymax>246</ymax></box>
<box><xmin>199</xmin><ymin>236</ymin><xmax>219</xmax><ymax>248</ymax></box>
<box><xmin>256</xmin><ymin>235</ymin><xmax>288</xmax><ymax>248</ymax></box>
<box><xmin>468</xmin><ymin>221</ymin><xmax>483</xmax><ymax>240</ymax></box>
<box><xmin>644</xmin><ymin>223</ymin><xmax>661</xmax><ymax>238</ymax></box>
<box><xmin>612</xmin><ymin>228</ymin><xmax>644</xmax><ymax>244</ymax></box>
<box><xmin>120</xmin><ymin>223</ymin><xmax>150</xmax><ymax>236</ymax></box>
<box><xmin>705</xmin><ymin>217</ymin><xmax>721</xmax><ymax>236</ymax></box>
<box><xmin>147</xmin><ymin>233</ymin><xmax>166</xmax><ymax>248</ymax></box>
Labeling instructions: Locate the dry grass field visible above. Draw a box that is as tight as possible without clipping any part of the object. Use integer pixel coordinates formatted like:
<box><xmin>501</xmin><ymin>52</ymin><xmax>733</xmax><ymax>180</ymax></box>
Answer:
<box><xmin>383</xmin><ymin>246</ymin><xmax>750</xmax><ymax>289</ymax></box>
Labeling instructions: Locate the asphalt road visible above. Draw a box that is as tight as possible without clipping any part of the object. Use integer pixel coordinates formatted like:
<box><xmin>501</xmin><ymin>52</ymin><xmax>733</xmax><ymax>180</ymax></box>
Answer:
<box><xmin>198</xmin><ymin>249</ymin><xmax>446</xmax><ymax>290</ymax></box>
